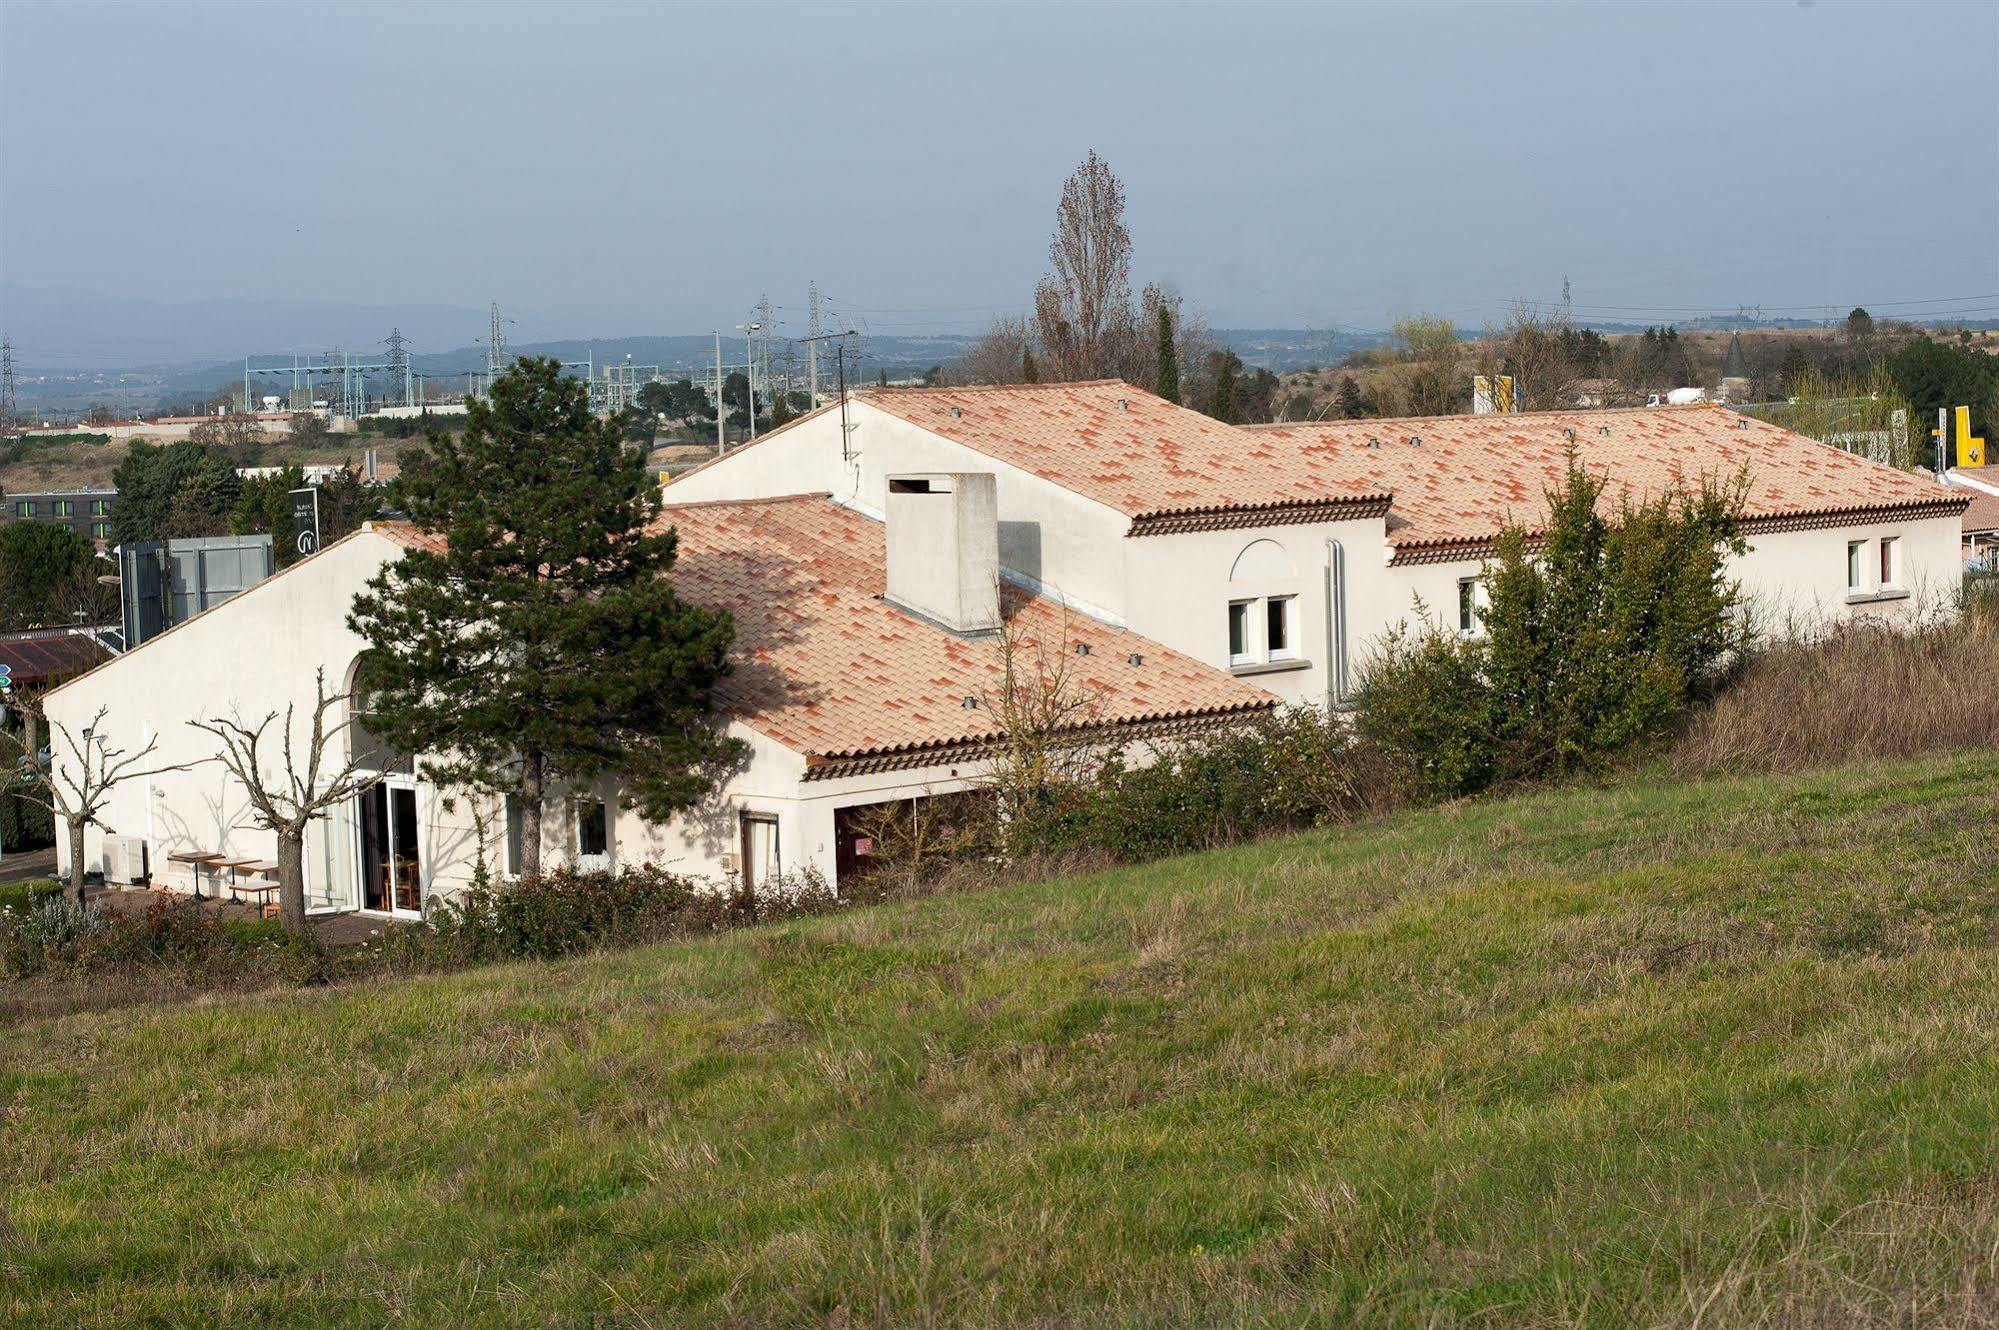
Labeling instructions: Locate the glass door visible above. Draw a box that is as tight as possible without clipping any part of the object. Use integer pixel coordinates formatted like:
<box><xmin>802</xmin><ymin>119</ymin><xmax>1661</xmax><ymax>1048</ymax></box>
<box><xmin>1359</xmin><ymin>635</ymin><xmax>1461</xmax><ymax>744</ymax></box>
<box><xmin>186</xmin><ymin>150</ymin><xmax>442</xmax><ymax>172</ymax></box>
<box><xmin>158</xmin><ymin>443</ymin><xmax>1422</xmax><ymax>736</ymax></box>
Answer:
<box><xmin>358</xmin><ymin>783</ymin><xmax>424</xmax><ymax>916</ymax></box>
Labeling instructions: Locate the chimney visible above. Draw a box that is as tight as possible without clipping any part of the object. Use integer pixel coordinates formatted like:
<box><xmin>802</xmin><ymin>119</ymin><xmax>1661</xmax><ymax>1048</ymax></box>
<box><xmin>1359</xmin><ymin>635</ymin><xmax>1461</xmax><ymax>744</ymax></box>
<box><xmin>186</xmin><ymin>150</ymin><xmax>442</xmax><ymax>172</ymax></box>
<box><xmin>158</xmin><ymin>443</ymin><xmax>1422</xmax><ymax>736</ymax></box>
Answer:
<box><xmin>884</xmin><ymin>472</ymin><xmax>1000</xmax><ymax>634</ymax></box>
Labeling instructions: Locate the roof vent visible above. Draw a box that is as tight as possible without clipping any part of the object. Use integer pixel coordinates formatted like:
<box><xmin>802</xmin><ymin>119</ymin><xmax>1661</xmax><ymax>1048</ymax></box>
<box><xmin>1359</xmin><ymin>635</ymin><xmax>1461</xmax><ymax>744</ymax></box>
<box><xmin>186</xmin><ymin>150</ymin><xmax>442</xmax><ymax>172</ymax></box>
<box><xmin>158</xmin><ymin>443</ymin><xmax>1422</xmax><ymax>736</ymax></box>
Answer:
<box><xmin>949</xmin><ymin>406</ymin><xmax>962</xmax><ymax>419</ymax></box>
<box><xmin>1599</xmin><ymin>425</ymin><xmax>1610</xmax><ymax>436</ymax></box>
<box><xmin>1366</xmin><ymin>436</ymin><xmax>1380</xmax><ymax>449</ymax></box>
<box><xmin>961</xmin><ymin>695</ymin><xmax>979</xmax><ymax>709</ymax></box>
<box><xmin>1563</xmin><ymin>428</ymin><xmax>1576</xmax><ymax>442</ymax></box>
<box><xmin>1126</xmin><ymin>651</ymin><xmax>1144</xmax><ymax>667</ymax></box>
<box><xmin>1117</xmin><ymin>398</ymin><xmax>1129</xmax><ymax>411</ymax></box>
<box><xmin>1074</xmin><ymin>642</ymin><xmax>1091</xmax><ymax>656</ymax></box>
<box><xmin>1408</xmin><ymin>435</ymin><xmax>1422</xmax><ymax>447</ymax></box>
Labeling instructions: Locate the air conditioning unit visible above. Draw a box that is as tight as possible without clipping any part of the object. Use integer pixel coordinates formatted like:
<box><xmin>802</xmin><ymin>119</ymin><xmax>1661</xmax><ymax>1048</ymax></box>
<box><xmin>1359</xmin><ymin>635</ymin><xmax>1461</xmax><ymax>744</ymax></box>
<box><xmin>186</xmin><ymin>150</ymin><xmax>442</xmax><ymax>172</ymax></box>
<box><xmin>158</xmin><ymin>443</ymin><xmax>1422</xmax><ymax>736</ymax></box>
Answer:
<box><xmin>102</xmin><ymin>835</ymin><xmax>148</xmax><ymax>886</ymax></box>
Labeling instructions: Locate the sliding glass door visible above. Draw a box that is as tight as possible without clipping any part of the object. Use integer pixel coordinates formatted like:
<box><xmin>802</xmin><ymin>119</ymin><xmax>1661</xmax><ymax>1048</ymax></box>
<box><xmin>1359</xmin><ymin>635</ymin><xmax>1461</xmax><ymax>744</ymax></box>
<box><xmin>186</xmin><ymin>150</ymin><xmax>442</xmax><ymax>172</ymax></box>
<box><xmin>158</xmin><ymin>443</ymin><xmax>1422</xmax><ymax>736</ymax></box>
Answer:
<box><xmin>358</xmin><ymin>782</ymin><xmax>423</xmax><ymax>916</ymax></box>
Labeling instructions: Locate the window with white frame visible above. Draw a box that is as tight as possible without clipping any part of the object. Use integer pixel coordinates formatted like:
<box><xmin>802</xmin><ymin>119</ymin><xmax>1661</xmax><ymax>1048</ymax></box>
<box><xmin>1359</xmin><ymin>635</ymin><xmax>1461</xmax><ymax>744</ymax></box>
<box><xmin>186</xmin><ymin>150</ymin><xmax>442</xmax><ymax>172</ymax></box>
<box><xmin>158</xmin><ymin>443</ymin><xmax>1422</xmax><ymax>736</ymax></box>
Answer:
<box><xmin>1457</xmin><ymin>577</ymin><xmax>1483</xmax><ymax>633</ymax></box>
<box><xmin>504</xmin><ymin>794</ymin><xmax>523</xmax><ymax>877</ymax></box>
<box><xmin>1228</xmin><ymin>599</ymin><xmax>1254</xmax><ymax>666</ymax></box>
<box><xmin>1847</xmin><ymin>540</ymin><xmax>1866</xmax><ymax>592</ymax></box>
<box><xmin>1878</xmin><ymin>536</ymin><xmax>1900</xmax><ymax>589</ymax></box>
<box><xmin>1265</xmin><ymin>596</ymin><xmax>1296</xmax><ymax>659</ymax></box>
<box><xmin>1226</xmin><ymin>595</ymin><xmax>1296</xmax><ymax>668</ymax></box>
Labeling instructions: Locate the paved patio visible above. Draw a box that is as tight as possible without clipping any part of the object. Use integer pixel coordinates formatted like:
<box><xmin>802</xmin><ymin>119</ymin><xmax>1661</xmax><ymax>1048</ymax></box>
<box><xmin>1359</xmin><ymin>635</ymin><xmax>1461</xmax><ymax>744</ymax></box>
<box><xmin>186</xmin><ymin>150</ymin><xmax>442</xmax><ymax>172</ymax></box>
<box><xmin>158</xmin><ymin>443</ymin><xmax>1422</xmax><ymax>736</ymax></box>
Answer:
<box><xmin>83</xmin><ymin>883</ymin><xmax>409</xmax><ymax>946</ymax></box>
<box><xmin>0</xmin><ymin>845</ymin><xmax>58</xmax><ymax>885</ymax></box>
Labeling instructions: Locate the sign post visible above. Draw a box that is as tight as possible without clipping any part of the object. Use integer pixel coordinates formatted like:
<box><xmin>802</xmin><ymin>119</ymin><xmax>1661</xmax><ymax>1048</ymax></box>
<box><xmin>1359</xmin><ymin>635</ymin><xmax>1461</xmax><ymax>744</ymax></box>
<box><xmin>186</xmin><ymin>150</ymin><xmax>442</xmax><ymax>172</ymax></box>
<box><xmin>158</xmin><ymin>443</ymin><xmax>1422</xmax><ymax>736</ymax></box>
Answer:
<box><xmin>289</xmin><ymin>487</ymin><xmax>322</xmax><ymax>558</ymax></box>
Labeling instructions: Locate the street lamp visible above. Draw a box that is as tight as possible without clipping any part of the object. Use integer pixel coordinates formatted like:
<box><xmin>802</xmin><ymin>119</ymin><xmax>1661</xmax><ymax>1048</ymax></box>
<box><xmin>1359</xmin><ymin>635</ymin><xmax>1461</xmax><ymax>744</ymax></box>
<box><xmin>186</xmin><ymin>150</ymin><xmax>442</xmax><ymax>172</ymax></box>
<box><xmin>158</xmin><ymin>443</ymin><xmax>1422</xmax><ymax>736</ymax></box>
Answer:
<box><xmin>735</xmin><ymin>321</ymin><xmax>762</xmax><ymax>441</ymax></box>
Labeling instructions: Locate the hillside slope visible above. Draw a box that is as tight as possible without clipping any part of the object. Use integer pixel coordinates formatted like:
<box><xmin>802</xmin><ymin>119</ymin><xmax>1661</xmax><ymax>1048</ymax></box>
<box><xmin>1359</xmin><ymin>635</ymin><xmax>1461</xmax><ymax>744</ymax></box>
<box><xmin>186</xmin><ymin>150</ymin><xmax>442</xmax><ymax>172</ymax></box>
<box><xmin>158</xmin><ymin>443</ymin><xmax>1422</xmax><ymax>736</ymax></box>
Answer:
<box><xmin>7</xmin><ymin>755</ymin><xmax>1999</xmax><ymax>1327</ymax></box>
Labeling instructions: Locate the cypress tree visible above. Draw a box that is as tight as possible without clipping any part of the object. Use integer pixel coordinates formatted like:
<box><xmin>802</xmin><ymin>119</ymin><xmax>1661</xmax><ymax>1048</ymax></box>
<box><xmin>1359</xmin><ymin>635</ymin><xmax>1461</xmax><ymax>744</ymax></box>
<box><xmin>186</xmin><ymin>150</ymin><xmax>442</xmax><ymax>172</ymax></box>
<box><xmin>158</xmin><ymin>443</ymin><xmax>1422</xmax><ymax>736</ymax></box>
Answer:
<box><xmin>348</xmin><ymin>356</ymin><xmax>745</xmax><ymax>879</ymax></box>
<box><xmin>1154</xmin><ymin>306</ymin><xmax>1180</xmax><ymax>403</ymax></box>
<box><xmin>1207</xmin><ymin>353</ymin><xmax>1241</xmax><ymax>424</ymax></box>
<box><xmin>1021</xmin><ymin>348</ymin><xmax>1039</xmax><ymax>383</ymax></box>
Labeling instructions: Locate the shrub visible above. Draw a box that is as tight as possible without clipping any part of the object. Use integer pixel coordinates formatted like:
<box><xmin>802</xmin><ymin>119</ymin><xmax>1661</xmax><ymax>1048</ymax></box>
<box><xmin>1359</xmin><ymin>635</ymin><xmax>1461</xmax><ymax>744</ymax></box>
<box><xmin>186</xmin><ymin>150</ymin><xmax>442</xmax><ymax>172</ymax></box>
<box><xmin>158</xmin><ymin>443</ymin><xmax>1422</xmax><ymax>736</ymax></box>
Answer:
<box><xmin>0</xmin><ymin>878</ymin><xmax>61</xmax><ymax>916</ymax></box>
<box><xmin>1357</xmin><ymin>452</ymin><xmax>1747</xmax><ymax>798</ymax></box>
<box><xmin>1084</xmin><ymin>708</ymin><xmax>1377</xmax><ymax>862</ymax></box>
<box><xmin>416</xmin><ymin>864</ymin><xmax>839</xmax><ymax>964</ymax></box>
<box><xmin>0</xmin><ymin>894</ymin><xmax>107</xmax><ymax>974</ymax></box>
<box><xmin>0</xmin><ymin>895</ymin><xmax>327</xmax><ymax>981</ymax></box>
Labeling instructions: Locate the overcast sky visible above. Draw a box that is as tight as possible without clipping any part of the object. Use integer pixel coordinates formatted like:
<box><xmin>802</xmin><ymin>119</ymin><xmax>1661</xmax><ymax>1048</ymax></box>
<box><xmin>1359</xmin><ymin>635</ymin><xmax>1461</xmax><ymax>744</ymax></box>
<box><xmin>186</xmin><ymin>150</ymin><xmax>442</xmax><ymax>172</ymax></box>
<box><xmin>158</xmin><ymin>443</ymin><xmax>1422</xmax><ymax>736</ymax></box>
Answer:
<box><xmin>3</xmin><ymin>0</ymin><xmax>1995</xmax><ymax>354</ymax></box>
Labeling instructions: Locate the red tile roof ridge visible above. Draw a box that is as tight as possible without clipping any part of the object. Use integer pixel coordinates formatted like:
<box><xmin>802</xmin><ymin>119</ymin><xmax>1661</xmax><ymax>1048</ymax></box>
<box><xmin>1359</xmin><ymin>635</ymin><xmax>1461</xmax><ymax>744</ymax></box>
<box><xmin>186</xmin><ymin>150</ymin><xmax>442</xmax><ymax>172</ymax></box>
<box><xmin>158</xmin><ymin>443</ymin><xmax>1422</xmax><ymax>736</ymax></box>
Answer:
<box><xmin>658</xmin><ymin>491</ymin><xmax>832</xmax><ymax>513</ymax></box>
<box><xmin>859</xmin><ymin>379</ymin><xmax>1128</xmax><ymax>395</ymax></box>
<box><xmin>1244</xmin><ymin>401</ymin><xmax>1731</xmax><ymax>432</ymax></box>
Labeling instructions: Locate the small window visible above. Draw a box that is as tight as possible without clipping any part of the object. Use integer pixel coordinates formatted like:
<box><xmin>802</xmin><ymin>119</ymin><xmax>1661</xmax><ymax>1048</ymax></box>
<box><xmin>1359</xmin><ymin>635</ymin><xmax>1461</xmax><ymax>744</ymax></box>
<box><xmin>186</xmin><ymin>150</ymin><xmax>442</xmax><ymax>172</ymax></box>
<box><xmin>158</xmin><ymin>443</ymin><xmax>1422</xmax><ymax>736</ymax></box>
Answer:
<box><xmin>90</xmin><ymin>522</ymin><xmax>110</xmax><ymax>540</ymax></box>
<box><xmin>1227</xmin><ymin>600</ymin><xmax>1253</xmax><ymax>665</ymax></box>
<box><xmin>52</xmin><ymin>499</ymin><xmax>73</xmax><ymax>517</ymax></box>
<box><xmin>1458</xmin><ymin>577</ymin><xmax>1481</xmax><ymax>633</ymax></box>
<box><xmin>91</xmin><ymin>498</ymin><xmax>110</xmax><ymax>516</ymax></box>
<box><xmin>1847</xmin><ymin>540</ymin><xmax>1866</xmax><ymax>591</ymax></box>
<box><xmin>577</xmin><ymin>800</ymin><xmax>608</xmax><ymax>860</ymax></box>
<box><xmin>504</xmin><ymin>795</ymin><xmax>523</xmax><ymax>877</ymax></box>
<box><xmin>1266</xmin><ymin>596</ymin><xmax>1295</xmax><ymax>659</ymax></box>
<box><xmin>1879</xmin><ymin>536</ymin><xmax>1900</xmax><ymax>588</ymax></box>
<box><xmin>15</xmin><ymin>501</ymin><xmax>33</xmax><ymax>518</ymax></box>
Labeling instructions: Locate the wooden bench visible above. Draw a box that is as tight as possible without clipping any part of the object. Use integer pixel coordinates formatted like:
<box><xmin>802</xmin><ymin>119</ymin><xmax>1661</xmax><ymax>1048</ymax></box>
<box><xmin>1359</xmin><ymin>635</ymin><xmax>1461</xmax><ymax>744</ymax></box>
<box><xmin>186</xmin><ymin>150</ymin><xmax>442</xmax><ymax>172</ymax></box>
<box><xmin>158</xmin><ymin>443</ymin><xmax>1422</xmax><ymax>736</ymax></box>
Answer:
<box><xmin>229</xmin><ymin>863</ymin><xmax>282</xmax><ymax>919</ymax></box>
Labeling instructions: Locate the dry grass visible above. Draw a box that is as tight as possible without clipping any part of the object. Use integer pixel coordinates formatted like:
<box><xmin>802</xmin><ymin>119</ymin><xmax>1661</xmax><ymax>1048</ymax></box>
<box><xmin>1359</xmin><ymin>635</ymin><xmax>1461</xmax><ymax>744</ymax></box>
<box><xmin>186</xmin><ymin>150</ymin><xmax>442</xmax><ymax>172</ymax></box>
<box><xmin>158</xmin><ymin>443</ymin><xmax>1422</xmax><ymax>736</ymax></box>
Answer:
<box><xmin>1674</xmin><ymin>591</ymin><xmax>1999</xmax><ymax>777</ymax></box>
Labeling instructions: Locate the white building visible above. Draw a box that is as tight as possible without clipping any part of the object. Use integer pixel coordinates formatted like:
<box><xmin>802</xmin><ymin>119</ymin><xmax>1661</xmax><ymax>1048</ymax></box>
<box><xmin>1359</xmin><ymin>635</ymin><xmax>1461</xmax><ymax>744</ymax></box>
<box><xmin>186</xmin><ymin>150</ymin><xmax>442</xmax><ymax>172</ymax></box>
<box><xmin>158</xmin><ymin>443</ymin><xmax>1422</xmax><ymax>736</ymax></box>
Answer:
<box><xmin>42</xmin><ymin>381</ymin><xmax>1966</xmax><ymax>915</ymax></box>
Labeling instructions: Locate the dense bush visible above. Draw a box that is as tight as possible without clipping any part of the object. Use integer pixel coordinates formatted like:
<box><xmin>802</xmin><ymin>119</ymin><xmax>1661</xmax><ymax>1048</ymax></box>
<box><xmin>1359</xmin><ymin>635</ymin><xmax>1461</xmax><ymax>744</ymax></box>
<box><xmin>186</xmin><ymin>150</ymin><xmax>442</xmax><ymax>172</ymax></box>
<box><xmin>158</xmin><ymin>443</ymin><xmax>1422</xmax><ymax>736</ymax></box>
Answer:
<box><xmin>412</xmin><ymin>864</ymin><xmax>839</xmax><ymax>964</ymax></box>
<box><xmin>1082</xmin><ymin>708</ymin><xmax>1377</xmax><ymax>862</ymax></box>
<box><xmin>1356</xmin><ymin>454</ymin><xmax>1747</xmax><ymax>798</ymax></box>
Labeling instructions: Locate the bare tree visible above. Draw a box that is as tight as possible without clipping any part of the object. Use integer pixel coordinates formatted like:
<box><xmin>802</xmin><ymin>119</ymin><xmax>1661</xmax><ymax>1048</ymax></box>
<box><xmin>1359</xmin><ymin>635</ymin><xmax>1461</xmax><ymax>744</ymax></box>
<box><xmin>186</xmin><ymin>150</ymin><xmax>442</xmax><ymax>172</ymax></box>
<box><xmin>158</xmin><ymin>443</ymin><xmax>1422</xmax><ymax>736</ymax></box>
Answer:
<box><xmin>1033</xmin><ymin>150</ymin><xmax>1140</xmax><ymax>382</ymax></box>
<box><xmin>14</xmin><ymin>703</ymin><xmax>193</xmax><ymax>905</ymax></box>
<box><xmin>188</xmin><ymin>667</ymin><xmax>385</xmax><ymax>934</ymax></box>
<box><xmin>954</xmin><ymin>315</ymin><xmax>1039</xmax><ymax>387</ymax></box>
<box><xmin>979</xmin><ymin>607</ymin><xmax>1108</xmax><ymax>858</ymax></box>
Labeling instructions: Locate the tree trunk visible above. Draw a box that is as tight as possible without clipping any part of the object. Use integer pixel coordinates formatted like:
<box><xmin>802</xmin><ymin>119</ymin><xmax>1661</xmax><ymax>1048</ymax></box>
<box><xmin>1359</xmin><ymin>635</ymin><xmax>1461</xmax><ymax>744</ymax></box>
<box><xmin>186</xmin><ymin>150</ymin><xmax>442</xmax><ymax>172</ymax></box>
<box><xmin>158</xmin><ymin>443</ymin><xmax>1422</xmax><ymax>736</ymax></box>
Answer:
<box><xmin>22</xmin><ymin>705</ymin><xmax>40</xmax><ymax>771</ymax></box>
<box><xmin>276</xmin><ymin>827</ymin><xmax>307</xmax><ymax>936</ymax></box>
<box><xmin>518</xmin><ymin>749</ymin><xmax>543</xmax><ymax>881</ymax></box>
<box><xmin>65</xmin><ymin>817</ymin><xmax>87</xmax><ymax>906</ymax></box>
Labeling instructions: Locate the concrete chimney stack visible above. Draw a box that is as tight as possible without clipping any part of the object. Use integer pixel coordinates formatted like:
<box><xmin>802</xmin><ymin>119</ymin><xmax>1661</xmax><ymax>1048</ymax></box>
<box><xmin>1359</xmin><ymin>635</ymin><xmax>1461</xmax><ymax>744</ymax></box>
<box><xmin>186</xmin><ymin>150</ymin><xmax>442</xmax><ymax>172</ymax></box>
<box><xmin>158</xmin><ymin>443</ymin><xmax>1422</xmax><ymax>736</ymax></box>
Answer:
<box><xmin>883</xmin><ymin>472</ymin><xmax>1000</xmax><ymax>634</ymax></box>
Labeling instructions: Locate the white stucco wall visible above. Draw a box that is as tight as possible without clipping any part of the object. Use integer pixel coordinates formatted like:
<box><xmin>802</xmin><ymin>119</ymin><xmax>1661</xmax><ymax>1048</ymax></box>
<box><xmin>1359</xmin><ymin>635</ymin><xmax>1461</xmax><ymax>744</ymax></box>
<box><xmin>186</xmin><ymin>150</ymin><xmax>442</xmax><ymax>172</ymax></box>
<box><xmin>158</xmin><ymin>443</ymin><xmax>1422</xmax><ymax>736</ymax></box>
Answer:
<box><xmin>1118</xmin><ymin>515</ymin><xmax>1392</xmax><ymax>707</ymax></box>
<box><xmin>41</xmin><ymin>529</ymin><xmax>401</xmax><ymax>905</ymax></box>
<box><xmin>1362</xmin><ymin>511</ymin><xmax>1963</xmax><ymax>676</ymax></box>
<box><xmin>40</xmin><ymin>527</ymin><xmax>993</xmax><ymax>909</ymax></box>
<box><xmin>665</xmin><ymin>402</ymin><xmax>1136</xmax><ymax>622</ymax></box>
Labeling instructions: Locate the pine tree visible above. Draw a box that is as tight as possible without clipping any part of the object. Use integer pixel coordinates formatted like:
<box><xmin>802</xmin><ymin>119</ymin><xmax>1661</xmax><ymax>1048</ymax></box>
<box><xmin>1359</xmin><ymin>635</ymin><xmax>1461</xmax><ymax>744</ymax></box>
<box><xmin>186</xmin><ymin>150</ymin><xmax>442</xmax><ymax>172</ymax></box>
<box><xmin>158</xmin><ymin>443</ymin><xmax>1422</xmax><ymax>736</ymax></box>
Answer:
<box><xmin>347</xmin><ymin>356</ymin><xmax>746</xmax><ymax>880</ymax></box>
<box><xmin>1206</xmin><ymin>352</ymin><xmax>1241</xmax><ymax>424</ymax></box>
<box><xmin>1154</xmin><ymin>306</ymin><xmax>1179</xmax><ymax>403</ymax></box>
<box><xmin>1335</xmin><ymin>376</ymin><xmax>1364</xmax><ymax>419</ymax></box>
<box><xmin>1021</xmin><ymin>348</ymin><xmax>1039</xmax><ymax>384</ymax></box>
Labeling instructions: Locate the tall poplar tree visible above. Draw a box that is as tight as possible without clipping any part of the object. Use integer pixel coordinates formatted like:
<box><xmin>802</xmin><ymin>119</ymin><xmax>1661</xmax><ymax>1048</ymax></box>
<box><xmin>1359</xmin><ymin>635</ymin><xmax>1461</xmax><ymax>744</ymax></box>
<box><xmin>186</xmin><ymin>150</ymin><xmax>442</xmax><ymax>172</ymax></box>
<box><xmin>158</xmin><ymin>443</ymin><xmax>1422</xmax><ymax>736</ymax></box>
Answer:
<box><xmin>347</xmin><ymin>356</ymin><xmax>745</xmax><ymax>879</ymax></box>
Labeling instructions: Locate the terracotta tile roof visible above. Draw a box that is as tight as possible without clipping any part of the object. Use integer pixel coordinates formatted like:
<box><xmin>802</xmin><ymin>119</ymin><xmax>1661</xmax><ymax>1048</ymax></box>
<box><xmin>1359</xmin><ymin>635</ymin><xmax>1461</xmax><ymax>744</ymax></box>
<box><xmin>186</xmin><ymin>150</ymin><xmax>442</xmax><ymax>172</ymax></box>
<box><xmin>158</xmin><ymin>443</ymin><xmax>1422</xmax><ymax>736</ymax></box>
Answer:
<box><xmin>857</xmin><ymin>381</ymin><xmax>1390</xmax><ymax>528</ymax></box>
<box><xmin>375</xmin><ymin>499</ymin><xmax>1274</xmax><ymax>772</ymax></box>
<box><xmin>0</xmin><ymin>631</ymin><xmax>111</xmax><ymax>688</ymax></box>
<box><xmin>1957</xmin><ymin>487</ymin><xmax>1999</xmax><ymax>534</ymax></box>
<box><xmin>1250</xmin><ymin>405</ymin><xmax>1966</xmax><ymax>562</ymax></box>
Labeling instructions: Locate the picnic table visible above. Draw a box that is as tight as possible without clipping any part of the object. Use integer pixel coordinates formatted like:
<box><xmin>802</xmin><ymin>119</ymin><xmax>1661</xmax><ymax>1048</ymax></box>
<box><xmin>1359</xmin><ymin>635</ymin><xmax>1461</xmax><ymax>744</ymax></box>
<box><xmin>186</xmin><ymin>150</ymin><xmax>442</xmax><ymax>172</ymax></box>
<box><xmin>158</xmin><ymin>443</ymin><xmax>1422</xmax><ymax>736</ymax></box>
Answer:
<box><xmin>164</xmin><ymin>850</ymin><xmax>226</xmax><ymax>899</ymax></box>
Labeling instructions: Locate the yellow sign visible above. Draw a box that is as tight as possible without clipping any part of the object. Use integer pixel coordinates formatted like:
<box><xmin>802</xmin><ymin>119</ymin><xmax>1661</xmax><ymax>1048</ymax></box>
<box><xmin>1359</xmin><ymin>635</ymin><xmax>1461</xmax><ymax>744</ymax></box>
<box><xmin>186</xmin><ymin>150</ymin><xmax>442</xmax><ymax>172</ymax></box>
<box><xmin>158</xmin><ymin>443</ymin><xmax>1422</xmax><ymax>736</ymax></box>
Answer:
<box><xmin>1957</xmin><ymin>405</ymin><xmax>1986</xmax><ymax>468</ymax></box>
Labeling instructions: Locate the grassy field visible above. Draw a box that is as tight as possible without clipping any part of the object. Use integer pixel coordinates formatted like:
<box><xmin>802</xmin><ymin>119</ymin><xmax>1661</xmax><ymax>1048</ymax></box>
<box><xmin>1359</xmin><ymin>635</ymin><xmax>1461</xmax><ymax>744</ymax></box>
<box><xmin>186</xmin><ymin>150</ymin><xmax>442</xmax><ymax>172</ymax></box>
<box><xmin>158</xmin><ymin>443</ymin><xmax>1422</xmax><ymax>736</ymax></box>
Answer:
<box><xmin>6</xmin><ymin>753</ymin><xmax>1999</xmax><ymax>1327</ymax></box>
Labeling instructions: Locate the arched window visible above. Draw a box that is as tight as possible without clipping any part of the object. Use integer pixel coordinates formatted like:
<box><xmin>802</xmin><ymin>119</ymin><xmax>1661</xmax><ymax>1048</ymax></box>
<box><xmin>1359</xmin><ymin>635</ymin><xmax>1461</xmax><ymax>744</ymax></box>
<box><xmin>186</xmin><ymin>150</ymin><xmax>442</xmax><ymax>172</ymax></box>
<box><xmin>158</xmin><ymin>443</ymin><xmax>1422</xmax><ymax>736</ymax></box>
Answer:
<box><xmin>1230</xmin><ymin>538</ymin><xmax>1295</xmax><ymax>582</ymax></box>
<box><xmin>1226</xmin><ymin>540</ymin><xmax>1300</xmax><ymax>670</ymax></box>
